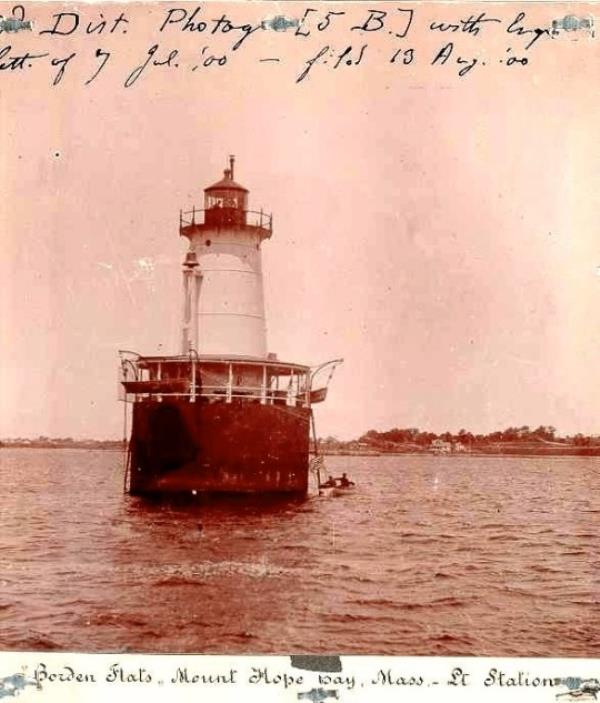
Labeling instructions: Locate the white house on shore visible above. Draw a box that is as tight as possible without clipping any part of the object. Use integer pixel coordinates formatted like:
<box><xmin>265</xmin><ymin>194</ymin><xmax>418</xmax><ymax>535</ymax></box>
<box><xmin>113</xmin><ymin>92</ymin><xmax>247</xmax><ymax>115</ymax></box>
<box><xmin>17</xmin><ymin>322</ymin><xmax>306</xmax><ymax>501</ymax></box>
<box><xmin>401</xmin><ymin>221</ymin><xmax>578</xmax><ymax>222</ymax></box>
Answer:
<box><xmin>430</xmin><ymin>439</ymin><xmax>468</xmax><ymax>453</ymax></box>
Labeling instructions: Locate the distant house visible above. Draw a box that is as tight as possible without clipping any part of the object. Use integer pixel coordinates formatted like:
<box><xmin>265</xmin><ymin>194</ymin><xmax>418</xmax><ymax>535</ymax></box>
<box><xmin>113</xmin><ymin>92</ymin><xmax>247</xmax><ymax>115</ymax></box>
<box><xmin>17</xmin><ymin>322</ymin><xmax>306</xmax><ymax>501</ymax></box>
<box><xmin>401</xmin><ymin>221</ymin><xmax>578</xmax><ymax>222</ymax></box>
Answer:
<box><xmin>431</xmin><ymin>439</ymin><xmax>452</xmax><ymax>453</ymax></box>
<box><xmin>430</xmin><ymin>439</ymin><xmax>468</xmax><ymax>454</ymax></box>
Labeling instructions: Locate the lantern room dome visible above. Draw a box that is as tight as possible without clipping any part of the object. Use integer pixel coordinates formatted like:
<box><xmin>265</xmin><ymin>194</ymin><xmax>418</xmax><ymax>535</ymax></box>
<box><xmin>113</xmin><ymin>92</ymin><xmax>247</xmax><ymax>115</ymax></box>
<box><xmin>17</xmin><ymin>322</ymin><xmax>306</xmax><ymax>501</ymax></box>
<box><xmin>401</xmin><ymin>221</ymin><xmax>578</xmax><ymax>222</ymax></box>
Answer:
<box><xmin>205</xmin><ymin>155</ymin><xmax>248</xmax><ymax>193</ymax></box>
<box><xmin>205</xmin><ymin>171</ymin><xmax>248</xmax><ymax>193</ymax></box>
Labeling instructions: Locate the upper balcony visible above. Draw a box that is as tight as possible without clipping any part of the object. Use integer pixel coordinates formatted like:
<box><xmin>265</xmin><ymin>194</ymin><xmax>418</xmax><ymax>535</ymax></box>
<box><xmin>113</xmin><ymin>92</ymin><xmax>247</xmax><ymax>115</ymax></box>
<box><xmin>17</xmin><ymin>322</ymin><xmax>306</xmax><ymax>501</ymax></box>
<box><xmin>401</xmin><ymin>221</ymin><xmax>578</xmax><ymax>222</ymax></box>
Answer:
<box><xmin>179</xmin><ymin>207</ymin><xmax>273</xmax><ymax>240</ymax></box>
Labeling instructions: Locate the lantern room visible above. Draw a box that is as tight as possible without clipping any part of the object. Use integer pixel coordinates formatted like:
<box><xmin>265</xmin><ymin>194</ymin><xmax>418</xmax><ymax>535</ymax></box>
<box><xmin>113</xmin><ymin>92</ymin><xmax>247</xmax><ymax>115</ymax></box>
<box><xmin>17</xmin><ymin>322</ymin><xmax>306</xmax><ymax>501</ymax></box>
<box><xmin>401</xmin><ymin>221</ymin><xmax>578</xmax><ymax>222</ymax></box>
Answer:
<box><xmin>204</xmin><ymin>155</ymin><xmax>248</xmax><ymax>227</ymax></box>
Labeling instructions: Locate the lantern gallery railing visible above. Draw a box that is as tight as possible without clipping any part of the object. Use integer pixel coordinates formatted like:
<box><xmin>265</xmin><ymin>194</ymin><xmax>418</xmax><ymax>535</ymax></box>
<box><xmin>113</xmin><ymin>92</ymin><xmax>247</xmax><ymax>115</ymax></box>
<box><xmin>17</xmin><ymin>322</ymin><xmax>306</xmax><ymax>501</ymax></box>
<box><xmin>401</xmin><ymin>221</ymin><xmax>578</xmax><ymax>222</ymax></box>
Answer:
<box><xmin>179</xmin><ymin>208</ymin><xmax>273</xmax><ymax>233</ymax></box>
<box><xmin>118</xmin><ymin>352</ymin><xmax>342</xmax><ymax>408</ymax></box>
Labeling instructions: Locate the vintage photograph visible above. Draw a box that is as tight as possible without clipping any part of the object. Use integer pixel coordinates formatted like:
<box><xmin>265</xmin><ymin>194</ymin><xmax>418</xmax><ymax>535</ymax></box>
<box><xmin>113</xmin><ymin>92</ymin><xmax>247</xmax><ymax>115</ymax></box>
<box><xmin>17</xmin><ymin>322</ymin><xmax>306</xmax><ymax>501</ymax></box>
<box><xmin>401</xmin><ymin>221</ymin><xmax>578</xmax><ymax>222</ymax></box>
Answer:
<box><xmin>1</xmin><ymin>0</ymin><xmax>599</xmax><ymax>657</ymax></box>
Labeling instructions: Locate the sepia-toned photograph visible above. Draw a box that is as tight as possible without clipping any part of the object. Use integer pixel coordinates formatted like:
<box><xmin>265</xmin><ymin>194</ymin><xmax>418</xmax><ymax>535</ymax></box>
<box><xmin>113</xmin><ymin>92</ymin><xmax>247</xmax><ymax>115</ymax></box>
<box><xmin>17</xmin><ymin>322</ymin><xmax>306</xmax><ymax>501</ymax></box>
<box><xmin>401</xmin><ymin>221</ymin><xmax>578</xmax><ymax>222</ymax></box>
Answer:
<box><xmin>1</xmin><ymin>0</ymin><xmax>599</xmax><ymax>660</ymax></box>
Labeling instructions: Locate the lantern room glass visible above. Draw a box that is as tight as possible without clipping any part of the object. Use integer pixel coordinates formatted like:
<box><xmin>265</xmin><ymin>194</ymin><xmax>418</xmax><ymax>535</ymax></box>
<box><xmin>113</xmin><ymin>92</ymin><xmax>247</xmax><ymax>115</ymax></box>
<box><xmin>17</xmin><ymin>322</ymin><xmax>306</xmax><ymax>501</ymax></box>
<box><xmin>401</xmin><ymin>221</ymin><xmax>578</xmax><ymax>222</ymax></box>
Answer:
<box><xmin>205</xmin><ymin>190</ymin><xmax>247</xmax><ymax>210</ymax></box>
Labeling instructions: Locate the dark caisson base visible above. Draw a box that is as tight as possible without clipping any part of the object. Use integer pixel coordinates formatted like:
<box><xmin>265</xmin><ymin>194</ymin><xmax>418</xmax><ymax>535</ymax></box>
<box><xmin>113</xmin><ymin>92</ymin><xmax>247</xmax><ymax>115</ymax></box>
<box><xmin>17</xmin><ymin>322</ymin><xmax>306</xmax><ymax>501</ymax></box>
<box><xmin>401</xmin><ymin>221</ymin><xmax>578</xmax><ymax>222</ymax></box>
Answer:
<box><xmin>127</xmin><ymin>399</ymin><xmax>311</xmax><ymax>496</ymax></box>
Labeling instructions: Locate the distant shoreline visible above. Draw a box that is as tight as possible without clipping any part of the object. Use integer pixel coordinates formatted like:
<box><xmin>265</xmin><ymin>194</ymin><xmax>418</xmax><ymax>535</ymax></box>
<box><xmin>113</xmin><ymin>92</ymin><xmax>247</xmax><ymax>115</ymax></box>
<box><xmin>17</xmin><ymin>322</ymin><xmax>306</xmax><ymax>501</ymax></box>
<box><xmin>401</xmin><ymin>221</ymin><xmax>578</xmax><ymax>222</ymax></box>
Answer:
<box><xmin>318</xmin><ymin>449</ymin><xmax>600</xmax><ymax>457</ymax></box>
<box><xmin>0</xmin><ymin>441</ymin><xmax>125</xmax><ymax>450</ymax></box>
<box><xmin>2</xmin><ymin>442</ymin><xmax>599</xmax><ymax>457</ymax></box>
<box><xmin>319</xmin><ymin>445</ymin><xmax>600</xmax><ymax>457</ymax></box>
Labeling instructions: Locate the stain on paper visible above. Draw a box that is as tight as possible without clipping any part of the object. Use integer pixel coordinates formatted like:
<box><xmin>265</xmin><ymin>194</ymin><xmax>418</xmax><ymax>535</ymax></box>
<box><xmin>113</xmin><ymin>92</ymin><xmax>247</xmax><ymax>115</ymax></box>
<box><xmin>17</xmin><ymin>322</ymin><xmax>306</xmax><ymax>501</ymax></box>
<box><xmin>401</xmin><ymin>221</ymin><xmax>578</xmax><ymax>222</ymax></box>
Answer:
<box><xmin>261</xmin><ymin>15</ymin><xmax>299</xmax><ymax>31</ymax></box>
<box><xmin>551</xmin><ymin>14</ymin><xmax>595</xmax><ymax>38</ymax></box>
<box><xmin>290</xmin><ymin>656</ymin><xmax>342</xmax><ymax>673</ymax></box>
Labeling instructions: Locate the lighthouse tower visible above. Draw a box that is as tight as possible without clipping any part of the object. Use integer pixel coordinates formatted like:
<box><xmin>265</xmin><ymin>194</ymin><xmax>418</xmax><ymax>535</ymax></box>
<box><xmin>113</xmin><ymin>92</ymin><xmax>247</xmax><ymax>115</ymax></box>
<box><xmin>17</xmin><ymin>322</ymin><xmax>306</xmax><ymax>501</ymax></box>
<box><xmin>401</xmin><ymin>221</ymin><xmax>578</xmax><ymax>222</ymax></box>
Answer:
<box><xmin>179</xmin><ymin>156</ymin><xmax>272</xmax><ymax>358</ymax></box>
<box><xmin>119</xmin><ymin>158</ymin><xmax>342</xmax><ymax>497</ymax></box>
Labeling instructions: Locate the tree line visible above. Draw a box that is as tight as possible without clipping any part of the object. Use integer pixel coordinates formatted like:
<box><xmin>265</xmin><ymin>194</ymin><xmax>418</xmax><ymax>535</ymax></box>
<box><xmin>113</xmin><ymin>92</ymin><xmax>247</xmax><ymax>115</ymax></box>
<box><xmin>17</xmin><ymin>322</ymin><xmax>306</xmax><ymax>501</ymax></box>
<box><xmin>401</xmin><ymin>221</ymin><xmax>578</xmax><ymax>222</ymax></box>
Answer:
<box><xmin>321</xmin><ymin>425</ymin><xmax>599</xmax><ymax>448</ymax></box>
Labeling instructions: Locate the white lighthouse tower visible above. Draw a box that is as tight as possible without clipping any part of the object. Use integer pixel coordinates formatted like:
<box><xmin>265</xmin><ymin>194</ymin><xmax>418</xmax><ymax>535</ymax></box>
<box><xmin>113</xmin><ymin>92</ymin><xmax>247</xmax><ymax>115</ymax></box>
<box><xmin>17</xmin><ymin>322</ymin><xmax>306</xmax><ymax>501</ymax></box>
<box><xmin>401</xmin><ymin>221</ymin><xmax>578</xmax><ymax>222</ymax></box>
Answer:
<box><xmin>180</xmin><ymin>156</ymin><xmax>271</xmax><ymax>358</ymax></box>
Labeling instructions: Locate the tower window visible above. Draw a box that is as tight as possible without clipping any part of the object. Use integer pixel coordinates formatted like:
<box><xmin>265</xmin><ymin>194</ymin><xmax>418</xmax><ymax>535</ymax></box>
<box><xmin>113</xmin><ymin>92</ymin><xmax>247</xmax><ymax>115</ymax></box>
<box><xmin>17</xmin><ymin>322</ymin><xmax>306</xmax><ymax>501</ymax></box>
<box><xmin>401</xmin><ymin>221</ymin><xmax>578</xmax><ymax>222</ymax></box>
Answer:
<box><xmin>206</xmin><ymin>239</ymin><xmax>212</xmax><ymax>247</ymax></box>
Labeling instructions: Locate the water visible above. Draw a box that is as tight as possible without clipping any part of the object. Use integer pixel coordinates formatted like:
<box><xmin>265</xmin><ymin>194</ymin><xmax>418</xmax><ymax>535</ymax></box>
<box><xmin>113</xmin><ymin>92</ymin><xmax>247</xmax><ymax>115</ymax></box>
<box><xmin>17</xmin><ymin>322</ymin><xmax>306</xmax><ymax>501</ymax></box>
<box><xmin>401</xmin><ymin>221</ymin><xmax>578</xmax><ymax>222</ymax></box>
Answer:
<box><xmin>1</xmin><ymin>448</ymin><xmax>599</xmax><ymax>656</ymax></box>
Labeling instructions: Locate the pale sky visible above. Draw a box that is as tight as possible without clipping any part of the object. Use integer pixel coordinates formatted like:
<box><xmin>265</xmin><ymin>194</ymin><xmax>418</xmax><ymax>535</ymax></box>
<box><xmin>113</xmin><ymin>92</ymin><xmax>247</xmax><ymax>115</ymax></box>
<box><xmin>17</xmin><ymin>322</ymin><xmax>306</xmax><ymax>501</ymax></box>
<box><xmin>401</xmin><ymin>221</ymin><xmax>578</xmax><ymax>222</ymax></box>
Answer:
<box><xmin>1</xmin><ymin>2</ymin><xmax>598</xmax><ymax>440</ymax></box>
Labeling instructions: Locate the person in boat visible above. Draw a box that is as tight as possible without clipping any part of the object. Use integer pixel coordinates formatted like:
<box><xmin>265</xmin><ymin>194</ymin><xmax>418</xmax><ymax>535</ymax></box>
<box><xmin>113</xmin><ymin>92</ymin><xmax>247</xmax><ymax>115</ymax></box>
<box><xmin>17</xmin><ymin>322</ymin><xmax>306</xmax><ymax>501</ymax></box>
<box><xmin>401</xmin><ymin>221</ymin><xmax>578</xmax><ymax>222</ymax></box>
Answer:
<box><xmin>338</xmin><ymin>473</ymin><xmax>355</xmax><ymax>487</ymax></box>
<box><xmin>320</xmin><ymin>475</ymin><xmax>337</xmax><ymax>488</ymax></box>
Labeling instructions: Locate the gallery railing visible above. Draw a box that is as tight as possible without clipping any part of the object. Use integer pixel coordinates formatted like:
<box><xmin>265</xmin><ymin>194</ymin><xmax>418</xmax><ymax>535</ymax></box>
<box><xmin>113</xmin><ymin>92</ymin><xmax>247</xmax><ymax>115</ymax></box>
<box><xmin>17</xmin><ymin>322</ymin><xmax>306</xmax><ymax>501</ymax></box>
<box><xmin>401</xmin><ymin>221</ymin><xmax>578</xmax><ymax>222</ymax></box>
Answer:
<box><xmin>179</xmin><ymin>208</ymin><xmax>273</xmax><ymax>233</ymax></box>
<box><xmin>118</xmin><ymin>352</ymin><xmax>342</xmax><ymax>407</ymax></box>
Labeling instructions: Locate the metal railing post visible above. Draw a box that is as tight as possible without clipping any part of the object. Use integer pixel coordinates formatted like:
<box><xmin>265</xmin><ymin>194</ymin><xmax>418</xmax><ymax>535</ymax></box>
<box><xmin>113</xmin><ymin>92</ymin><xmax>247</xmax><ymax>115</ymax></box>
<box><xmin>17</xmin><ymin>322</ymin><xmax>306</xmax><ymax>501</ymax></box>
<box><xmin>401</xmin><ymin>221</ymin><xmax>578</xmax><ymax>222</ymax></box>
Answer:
<box><xmin>191</xmin><ymin>356</ymin><xmax>196</xmax><ymax>403</ymax></box>
<box><xmin>261</xmin><ymin>365</ymin><xmax>267</xmax><ymax>404</ymax></box>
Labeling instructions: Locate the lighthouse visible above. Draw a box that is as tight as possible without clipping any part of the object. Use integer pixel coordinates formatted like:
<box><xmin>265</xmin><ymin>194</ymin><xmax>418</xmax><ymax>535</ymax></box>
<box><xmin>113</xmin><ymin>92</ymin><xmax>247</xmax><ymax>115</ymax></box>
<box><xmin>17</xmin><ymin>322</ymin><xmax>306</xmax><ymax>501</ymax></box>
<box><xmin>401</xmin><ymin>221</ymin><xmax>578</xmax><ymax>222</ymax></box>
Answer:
<box><xmin>119</xmin><ymin>159</ymin><xmax>341</xmax><ymax>497</ymax></box>
<box><xmin>180</xmin><ymin>155</ymin><xmax>270</xmax><ymax>357</ymax></box>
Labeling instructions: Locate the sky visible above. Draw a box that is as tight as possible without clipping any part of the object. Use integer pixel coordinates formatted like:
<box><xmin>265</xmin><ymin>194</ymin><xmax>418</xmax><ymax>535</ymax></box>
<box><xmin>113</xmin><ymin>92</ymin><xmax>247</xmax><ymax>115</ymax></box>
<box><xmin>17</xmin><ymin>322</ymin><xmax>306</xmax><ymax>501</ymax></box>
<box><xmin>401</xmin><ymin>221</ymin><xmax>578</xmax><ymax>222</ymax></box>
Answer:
<box><xmin>1</xmin><ymin>1</ymin><xmax>599</xmax><ymax>440</ymax></box>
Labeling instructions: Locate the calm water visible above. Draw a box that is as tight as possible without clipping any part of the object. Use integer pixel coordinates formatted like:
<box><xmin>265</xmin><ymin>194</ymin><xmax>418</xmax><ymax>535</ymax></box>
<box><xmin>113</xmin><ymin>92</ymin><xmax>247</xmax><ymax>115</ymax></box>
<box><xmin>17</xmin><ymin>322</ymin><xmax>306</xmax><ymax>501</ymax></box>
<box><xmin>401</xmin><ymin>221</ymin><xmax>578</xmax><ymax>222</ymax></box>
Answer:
<box><xmin>1</xmin><ymin>448</ymin><xmax>599</xmax><ymax>656</ymax></box>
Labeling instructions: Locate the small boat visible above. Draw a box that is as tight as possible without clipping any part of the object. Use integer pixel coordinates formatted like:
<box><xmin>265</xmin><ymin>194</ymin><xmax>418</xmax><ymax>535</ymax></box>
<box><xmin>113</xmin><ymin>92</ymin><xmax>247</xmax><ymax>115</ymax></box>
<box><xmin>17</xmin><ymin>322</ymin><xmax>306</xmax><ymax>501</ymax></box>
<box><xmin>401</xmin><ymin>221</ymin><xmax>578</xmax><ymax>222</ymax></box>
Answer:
<box><xmin>330</xmin><ymin>484</ymin><xmax>356</xmax><ymax>497</ymax></box>
<box><xmin>318</xmin><ymin>477</ymin><xmax>356</xmax><ymax>496</ymax></box>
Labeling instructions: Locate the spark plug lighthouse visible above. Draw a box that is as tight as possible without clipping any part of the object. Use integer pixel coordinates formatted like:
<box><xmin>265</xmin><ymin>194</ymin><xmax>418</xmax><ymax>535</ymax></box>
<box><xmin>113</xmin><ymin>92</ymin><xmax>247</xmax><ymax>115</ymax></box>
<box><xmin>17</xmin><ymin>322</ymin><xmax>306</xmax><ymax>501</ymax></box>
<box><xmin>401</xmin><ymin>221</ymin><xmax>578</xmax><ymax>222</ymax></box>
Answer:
<box><xmin>119</xmin><ymin>158</ymin><xmax>341</xmax><ymax>496</ymax></box>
